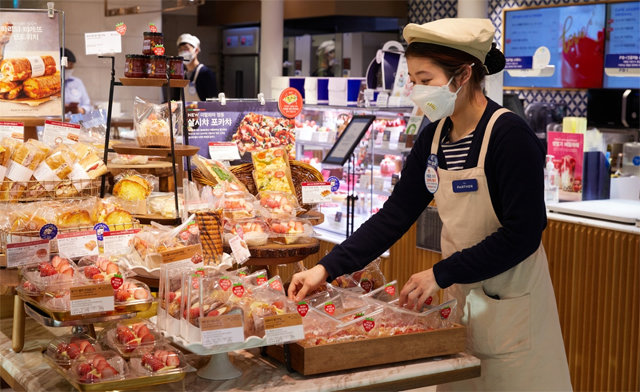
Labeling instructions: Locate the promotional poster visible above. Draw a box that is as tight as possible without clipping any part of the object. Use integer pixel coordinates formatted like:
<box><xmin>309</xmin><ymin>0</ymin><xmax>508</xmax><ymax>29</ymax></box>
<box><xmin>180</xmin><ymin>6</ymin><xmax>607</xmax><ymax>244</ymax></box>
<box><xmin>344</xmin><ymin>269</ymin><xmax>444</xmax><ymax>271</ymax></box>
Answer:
<box><xmin>186</xmin><ymin>101</ymin><xmax>295</xmax><ymax>163</ymax></box>
<box><xmin>547</xmin><ymin>131</ymin><xmax>584</xmax><ymax>201</ymax></box>
<box><xmin>0</xmin><ymin>10</ymin><xmax>62</xmax><ymax>117</ymax></box>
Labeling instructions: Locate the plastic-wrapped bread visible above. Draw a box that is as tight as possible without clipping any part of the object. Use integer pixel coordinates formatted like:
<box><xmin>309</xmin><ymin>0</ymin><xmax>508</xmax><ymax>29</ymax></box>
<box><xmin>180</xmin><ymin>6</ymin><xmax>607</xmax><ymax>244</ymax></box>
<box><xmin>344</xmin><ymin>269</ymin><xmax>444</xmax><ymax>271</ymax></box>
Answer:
<box><xmin>26</xmin><ymin>138</ymin><xmax>51</xmax><ymax>156</ymax></box>
<box><xmin>0</xmin><ymin>142</ymin><xmax>46</xmax><ymax>200</ymax></box>
<box><xmin>22</xmin><ymin>72</ymin><xmax>61</xmax><ymax>99</ymax></box>
<box><xmin>194</xmin><ymin>209</ymin><xmax>224</xmax><ymax>265</ymax></box>
<box><xmin>32</xmin><ymin>144</ymin><xmax>76</xmax><ymax>192</ymax></box>
<box><xmin>0</xmin><ymin>55</ymin><xmax>57</xmax><ymax>82</ymax></box>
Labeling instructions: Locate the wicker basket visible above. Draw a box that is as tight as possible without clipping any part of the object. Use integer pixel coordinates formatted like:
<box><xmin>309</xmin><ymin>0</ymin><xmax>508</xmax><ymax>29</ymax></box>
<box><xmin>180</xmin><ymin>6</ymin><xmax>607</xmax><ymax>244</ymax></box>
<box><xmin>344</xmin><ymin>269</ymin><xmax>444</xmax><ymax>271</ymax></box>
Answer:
<box><xmin>193</xmin><ymin>160</ymin><xmax>324</xmax><ymax>213</ymax></box>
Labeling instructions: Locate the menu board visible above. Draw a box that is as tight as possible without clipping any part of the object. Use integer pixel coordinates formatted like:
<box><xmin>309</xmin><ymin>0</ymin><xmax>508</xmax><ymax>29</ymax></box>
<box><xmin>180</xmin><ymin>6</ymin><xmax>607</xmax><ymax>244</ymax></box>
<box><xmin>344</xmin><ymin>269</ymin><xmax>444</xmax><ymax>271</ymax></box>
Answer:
<box><xmin>603</xmin><ymin>1</ymin><xmax>640</xmax><ymax>89</ymax></box>
<box><xmin>503</xmin><ymin>3</ymin><xmax>606</xmax><ymax>88</ymax></box>
<box><xmin>0</xmin><ymin>10</ymin><xmax>62</xmax><ymax>117</ymax></box>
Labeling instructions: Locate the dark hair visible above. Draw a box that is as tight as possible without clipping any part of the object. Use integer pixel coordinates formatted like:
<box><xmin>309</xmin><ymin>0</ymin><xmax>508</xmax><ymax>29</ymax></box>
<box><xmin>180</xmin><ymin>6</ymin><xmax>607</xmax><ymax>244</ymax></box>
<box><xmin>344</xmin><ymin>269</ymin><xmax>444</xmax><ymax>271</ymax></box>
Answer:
<box><xmin>61</xmin><ymin>48</ymin><xmax>76</xmax><ymax>63</ymax></box>
<box><xmin>405</xmin><ymin>42</ymin><xmax>505</xmax><ymax>93</ymax></box>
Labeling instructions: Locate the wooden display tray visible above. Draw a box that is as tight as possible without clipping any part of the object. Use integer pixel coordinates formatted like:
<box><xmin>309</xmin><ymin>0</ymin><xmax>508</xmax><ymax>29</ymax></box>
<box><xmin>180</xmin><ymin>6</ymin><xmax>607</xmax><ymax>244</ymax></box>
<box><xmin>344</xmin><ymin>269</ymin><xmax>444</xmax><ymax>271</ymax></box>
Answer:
<box><xmin>265</xmin><ymin>324</ymin><xmax>467</xmax><ymax>376</ymax></box>
<box><xmin>299</xmin><ymin>210</ymin><xmax>324</xmax><ymax>226</ymax></box>
<box><xmin>132</xmin><ymin>213</ymin><xmax>180</xmax><ymax>225</ymax></box>
<box><xmin>119</xmin><ymin>77</ymin><xmax>189</xmax><ymax>88</ymax></box>
<box><xmin>113</xmin><ymin>143</ymin><xmax>199</xmax><ymax>157</ymax></box>
<box><xmin>107</xmin><ymin>161</ymin><xmax>174</xmax><ymax>170</ymax></box>
<box><xmin>224</xmin><ymin>237</ymin><xmax>320</xmax><ymax>265</ymax></box>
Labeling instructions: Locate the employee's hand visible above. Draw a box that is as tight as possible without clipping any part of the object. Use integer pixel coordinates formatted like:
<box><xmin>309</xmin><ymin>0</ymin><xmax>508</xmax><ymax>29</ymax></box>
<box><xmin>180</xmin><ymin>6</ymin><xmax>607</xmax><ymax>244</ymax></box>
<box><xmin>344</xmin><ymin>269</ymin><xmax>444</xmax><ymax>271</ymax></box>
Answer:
<box><xmin>288</xmin><ymin>264</ymin><xmax>329</xmax><ymax>302</ymax></box>
<box><xmin>399</xmin><ymin>268</ymin><xmax>441</xmax><ymax>311</ymax></box>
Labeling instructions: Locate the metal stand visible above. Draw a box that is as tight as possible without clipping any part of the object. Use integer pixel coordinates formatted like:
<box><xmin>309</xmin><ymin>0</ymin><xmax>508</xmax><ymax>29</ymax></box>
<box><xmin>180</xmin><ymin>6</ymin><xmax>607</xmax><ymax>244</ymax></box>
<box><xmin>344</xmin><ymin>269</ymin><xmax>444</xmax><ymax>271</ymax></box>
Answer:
<box><xmin>345</xmin><ymin>154</ymin><xmax>358</xmax><ymax>238</ymax></box>
<box><xmin>196</xmin><ymin>353</ymin><xmax>242</xmax><ymax>380</ymax></box>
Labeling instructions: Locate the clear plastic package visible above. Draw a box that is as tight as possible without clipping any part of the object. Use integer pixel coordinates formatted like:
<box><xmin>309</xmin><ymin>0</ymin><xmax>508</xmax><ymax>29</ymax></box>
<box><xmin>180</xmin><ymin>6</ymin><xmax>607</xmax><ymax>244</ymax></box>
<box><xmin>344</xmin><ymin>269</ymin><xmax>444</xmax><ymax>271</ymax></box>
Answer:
<box><xmin>257</xmin><ymin>190</ymin><xmax>301</xmax><ymax>217</ymax></box>
<box><xmin>114</xmin><ymin>279</ymin><xmax>152</xmax><ymax>306</ymax></box>
<box><xmin>251</xmin><ymin>147</ymin><xmax>296</xmax><ymax>194</ymax></box>
<box><xmin>223</xmin><ymin>217</ymin><xmax>269</xmax><ymax>247</ymax></box>
<box><xmin>45</xmin><ymin>334</ymin><xmax>100</xmax><ymax>368</ymax></box>
<box><xmin>134</xmin><ymin>97</ymin><xmax>182</xmax><ymax>148</ymax></box>
<box><xmin>100</xmin><ymin>319</ymin><xmax>160</xmax><ymax>357</ymax></box>
<box><xmin>361</xmin><ymin>280</ymin><xmax>398</xmax><ymax>303</ymax></box>
<box><xmin>78</xmin><ymin>255</ymin><xmax>129</xmax><ymax>285</ymax></box>
<box><xmin>68</xmin><ymin>350</ymin><xmax>127</xmax><ymax>384</ymax></box>
<box><xmin>21</xmin><ymin>255</ymin><xmax>79</xmax><ymax>293</ymax></box>
<box><xmin>130</xmin><ymin>344</ymin><xmax>188</xmax><ymax>376</ymax></box>
<box><xmin>300</xmin><ymin>307</ymin><xmax>342</xmax><ymax>347</ymax></box>
<box><xmin>221</xmin><ymin>191</ymin><xmax>257</xmax><ymax>220</ymax></box>
<box><xmin>268</xmin><ymin>217</ymin><xmax>314</xmax><ymax>245</ymax></box>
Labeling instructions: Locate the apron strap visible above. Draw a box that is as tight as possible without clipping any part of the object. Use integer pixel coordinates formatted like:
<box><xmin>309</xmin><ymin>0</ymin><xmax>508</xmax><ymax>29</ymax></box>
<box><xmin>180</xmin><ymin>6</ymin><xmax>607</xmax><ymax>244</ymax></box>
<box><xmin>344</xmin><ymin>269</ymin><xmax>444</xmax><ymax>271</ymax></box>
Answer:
<box><xmin>478</xmin><ymin>108</ymin><xmax>509</xmax><ymax>168</ymax></box>
<box><xmin>430</xmin><ymin>118</ymin><xmax>447</xmax><ymax>155</ymax></box>
<box><xmin>191</xmin><ymin>63</ymin><xmax>203</xmax><ymax>83</ymax></box>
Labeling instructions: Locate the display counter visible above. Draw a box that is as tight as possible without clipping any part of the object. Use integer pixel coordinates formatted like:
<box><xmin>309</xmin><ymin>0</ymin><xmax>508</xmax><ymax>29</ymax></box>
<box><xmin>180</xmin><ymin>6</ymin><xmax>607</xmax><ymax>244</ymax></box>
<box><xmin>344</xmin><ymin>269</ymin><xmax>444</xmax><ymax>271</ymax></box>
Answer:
<box><xmin>0</xmin><ymin>317</ymin><xmax>481</xmax><ymax>392</ymax></box>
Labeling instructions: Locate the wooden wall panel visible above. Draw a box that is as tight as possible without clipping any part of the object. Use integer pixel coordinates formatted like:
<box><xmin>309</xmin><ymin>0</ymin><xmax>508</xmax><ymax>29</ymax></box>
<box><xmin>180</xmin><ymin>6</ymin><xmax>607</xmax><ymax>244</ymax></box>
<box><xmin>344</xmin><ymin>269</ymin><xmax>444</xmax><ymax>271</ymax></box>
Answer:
<box><xmin>276</xmin><ymin>219</ymin><xmax>639</xmax><ymax>391</ymax></box>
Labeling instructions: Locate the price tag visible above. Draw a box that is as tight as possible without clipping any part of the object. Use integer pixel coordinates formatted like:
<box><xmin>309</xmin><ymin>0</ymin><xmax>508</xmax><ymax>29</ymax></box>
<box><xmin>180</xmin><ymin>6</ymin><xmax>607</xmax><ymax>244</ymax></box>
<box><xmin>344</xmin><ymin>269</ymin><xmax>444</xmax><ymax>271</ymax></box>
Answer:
<box><xmin>405</xmin><ymin>115</ymin><xmax>423</xmax><ymax>135</ymax></box>
<box><xmin>6</xmin><ymin>239</ymin><xmax>49</xmax><ymax>268</ymax></box>
<box><xmin>84</xmin><ymin>31</ymin><xmax>122</xmax><ymax>55</ymax></box>
<box><xmin>228</xmin><ymin>235</ymin><xmax>250</xmax><ymax>265</ymax></box>
<box><xmin>0</xmin><ymin>121</ymin><xmax>24</xmax><ymax>140</ymax></box>
<box><xmin>208</xmin><ymin>142</ymin><xmax>241</xmax><ymax>161</ymax></box>
<box><xmin>263</xmin><ymin>313</ymin><xmax>304</xmax><ymax>345</ymax></box>
<box><xmin>57</xmin><ymin>230</ymin><xmax>99</xmax><ymax>259</ymax></box>
<box><xmin>102</xmin><ymin>229</ymin><xmax>140</xmax><ymax>256</ymax></box>
<box><xmin>70</xmin><ymin>284</ymin><xmax>114</xmax><ymax>315</ymax></box>
<box><xmin>200</xmin><ymin>313</ymin><xmax>245</xmax><ymax>347</ymax></box>
<box><xmin>161</xmin><ymin>244</ymin><xmax>204</xmax><ymax>266</ymax></box>
<box><xmin>43</xmin><ymin>120</ymin><xmax>81</xmax><ymax>146</ymax></box>
<box><xmin>301</xmin><ymin>181</ymin><xmax>332</xmax><ymax>204</ymax></box>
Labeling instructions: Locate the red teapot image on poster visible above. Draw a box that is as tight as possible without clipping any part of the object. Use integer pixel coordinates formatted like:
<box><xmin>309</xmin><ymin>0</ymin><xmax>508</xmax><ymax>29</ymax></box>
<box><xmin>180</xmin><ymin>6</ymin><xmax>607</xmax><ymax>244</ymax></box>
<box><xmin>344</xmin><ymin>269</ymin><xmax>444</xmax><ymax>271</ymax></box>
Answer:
<box><xmin>561</xmin><ymin>14</ymin><xmax>605</xmax><ymax>88</ymax></box>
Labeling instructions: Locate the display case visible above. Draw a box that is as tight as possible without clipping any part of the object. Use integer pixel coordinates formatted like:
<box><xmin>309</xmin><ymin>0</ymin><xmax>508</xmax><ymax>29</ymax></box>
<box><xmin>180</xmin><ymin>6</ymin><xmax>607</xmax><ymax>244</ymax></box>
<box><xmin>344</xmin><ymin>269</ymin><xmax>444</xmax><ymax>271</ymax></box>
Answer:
<box><xmin>295</xmin><ymin>105</ymin><xmax>423</xmax><ymax>238</ymax></box>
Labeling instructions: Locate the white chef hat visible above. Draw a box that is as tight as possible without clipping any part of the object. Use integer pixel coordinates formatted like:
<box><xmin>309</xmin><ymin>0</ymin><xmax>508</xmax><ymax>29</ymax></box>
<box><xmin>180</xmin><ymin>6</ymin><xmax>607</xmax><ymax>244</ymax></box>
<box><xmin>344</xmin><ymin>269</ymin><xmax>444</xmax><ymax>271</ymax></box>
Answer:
<box><xmin>177</xmin><ymin>33</ymin><xmax>200</xmax><ymax>49</ymax></box>
<box><xmin>316</xmin><ymin>40</ymin><xmax>335</xmax><ymax>56</ymax></box>
<box><xmin>403</xmin><ymin>18</ymin><xmax>495</xmax><ymax>63</ymax></box>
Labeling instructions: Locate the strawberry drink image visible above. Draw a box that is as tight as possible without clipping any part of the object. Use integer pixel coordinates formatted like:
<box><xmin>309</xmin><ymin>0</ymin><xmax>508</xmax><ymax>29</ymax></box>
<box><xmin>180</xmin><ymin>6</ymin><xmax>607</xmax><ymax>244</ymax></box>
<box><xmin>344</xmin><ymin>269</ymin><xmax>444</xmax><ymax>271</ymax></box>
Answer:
<box><xmin>559</xmin><ymin>155</ymin><xmax>576</xmax><ymax>192</ymax></box>
<box><xmin>561</xmin><ymin>14</ymin><xmax>605</xmax><ymax>88</ymax></box>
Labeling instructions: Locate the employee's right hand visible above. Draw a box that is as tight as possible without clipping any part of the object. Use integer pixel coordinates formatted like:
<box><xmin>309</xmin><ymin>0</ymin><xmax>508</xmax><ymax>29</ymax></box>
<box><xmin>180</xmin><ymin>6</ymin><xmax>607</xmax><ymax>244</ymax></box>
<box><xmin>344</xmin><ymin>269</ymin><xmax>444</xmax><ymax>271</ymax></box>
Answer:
<box><xmin>399</xmin><ymin>268</ymin><xmax>440</xmax><ymax>311</ymax></box>
<box><xmin>288</xmin><ymin>264</ymin><xmax>329</xmax><ymax>302</ymax></box>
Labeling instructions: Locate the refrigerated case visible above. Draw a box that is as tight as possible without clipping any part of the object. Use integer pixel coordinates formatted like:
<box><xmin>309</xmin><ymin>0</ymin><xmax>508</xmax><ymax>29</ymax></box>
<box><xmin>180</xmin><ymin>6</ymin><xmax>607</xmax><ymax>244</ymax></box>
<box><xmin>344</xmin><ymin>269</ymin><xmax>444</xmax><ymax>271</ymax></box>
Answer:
<box><xmin>295</xmin><ymin>105</ymin><xmax>421</xmax><ymax>238</ymax></box>
<box><xmin>222</xmin><ymin>27</ymin><xmax>260</xmax><ymax>98</ymax></box>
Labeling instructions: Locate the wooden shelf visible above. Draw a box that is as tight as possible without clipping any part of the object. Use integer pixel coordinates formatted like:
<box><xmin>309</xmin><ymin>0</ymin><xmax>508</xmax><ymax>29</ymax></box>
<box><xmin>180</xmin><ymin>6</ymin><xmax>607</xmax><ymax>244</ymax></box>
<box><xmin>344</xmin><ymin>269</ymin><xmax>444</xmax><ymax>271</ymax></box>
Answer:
<box><xmin>299</xmin><ymin>210</ymin><xmax>324</xmax><ymax>226</ymax></box>
<box><xmin>224</xmin><ymin>237</ymin><xmax>320</xmax><ymax>266</ymax></box>
<box><xmin>119</xmin><ymin>77</ymin><xmax>189</xmax><ymax>88</ymax></box>
<box><xmin>107</xmin><ymin>161</ymin><xmax>174</xmax><ymax>170</ymax></box>
<box><xmin>113</xmin><ymin>142</ymin><xmax>199</xmax><ymax>157</ymax></box>
<box><xmin>132</xmin><ymin>214</ymin><xmax>180</xmax><ymax>225</ymax></box>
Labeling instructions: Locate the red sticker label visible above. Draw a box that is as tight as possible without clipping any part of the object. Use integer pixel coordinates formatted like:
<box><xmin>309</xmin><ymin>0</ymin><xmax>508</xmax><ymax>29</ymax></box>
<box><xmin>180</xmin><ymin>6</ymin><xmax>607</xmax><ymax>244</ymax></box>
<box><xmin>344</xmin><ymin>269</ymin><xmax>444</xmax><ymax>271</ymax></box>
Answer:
<box><xmin>149</xmin><ymin>23</ymin><xmax>157</xmax><ymax>33</ymax></box>
<box><xmin>324</xmin><ymin>302</ymin><xmax>335</xmax><ymax>315</ymax></box>
<box><xmin>360</xmin><ymin>279</ymin><xmax>372</xmax><ymax>293</ymax></box>
<box><xmin>219</xmin><ymin>278</ymin><xmax>231</xmax><ymax>291</ymax></box>
<box><xmin>153</xmin><ymin>44</ymin><xmax>165</xmax><ymax>56</ymax></box>
<box><xmin>385</xmin><ymin>285</ymin><xmax>396</xmax><ymax>295</ymax></box>
<box><xmin>440</xmin><ymin>306</ymin><xmax>452</xmax><ymax>319</ymax></box>
<box><xmin>278</xmin><ymin>87</ymin><xmax>303</xmax><ymax>119</ymax></box>
<box><xmin>297</xmin><ymin>302</ymin><xmax>309</xmax><ymax>317</ymax></box>
<box><xmin>110</xmin><ymin>276</ymin><xmax>123</xmax><ymax>290</ymax></box>
<box><xmin>269</xmin><ymin>279</ymin><xmax>283</xmax><ymax>292</ymax></box>
<box><xmin>232</xmin><ymin>284</ymin><xmax>245</xmax><ymax>298</ymax></box>
<box><xmin>115</xmin><ymin>22</ymin><xmax>126</xmax><ymax>35</ymax></box>
<box><xmin>425</xmin><ymin>296</ymin><xmax>433</xmax><ymax>305</ymax></box>
<box><xmin>362</xmin><ymin>318</ymin><xmax>375</xmax><ymax>332</ymax></box>
<box><xmin>256</xmin><ymin>275</ymin><xmax>267</xmax><ymax>285</ymax></box>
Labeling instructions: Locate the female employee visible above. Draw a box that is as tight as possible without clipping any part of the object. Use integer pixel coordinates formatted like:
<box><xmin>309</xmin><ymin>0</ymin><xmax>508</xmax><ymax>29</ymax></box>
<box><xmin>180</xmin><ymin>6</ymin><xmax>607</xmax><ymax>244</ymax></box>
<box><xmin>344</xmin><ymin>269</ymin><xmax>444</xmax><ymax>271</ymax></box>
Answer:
<box><xmin>288</xmin><ymin>18</ymin><xmax>572</xmax><ymax>391</ymax></box>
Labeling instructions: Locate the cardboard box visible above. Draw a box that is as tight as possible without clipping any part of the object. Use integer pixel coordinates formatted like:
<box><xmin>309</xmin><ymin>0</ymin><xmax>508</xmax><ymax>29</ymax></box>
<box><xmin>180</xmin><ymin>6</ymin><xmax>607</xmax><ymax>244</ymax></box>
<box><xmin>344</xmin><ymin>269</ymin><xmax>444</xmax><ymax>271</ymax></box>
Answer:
<box><xmin>304</xmin><ymin>77</ymin><xmax>318</xmax><ymax>104</ymax></box>
<box><xmin>265</xmin><ymin>324</ymin><xmax>467</xmax><ymax>375</ymax></box>
<box><xmin>328</xmin><ymin>77</ymin><xmax>365</xmax><ymax>106</ymax></box>
<box><xmin>271</xmin><ymin>77</ymin><xmax>305</xmax><ymax>101</ymax></box>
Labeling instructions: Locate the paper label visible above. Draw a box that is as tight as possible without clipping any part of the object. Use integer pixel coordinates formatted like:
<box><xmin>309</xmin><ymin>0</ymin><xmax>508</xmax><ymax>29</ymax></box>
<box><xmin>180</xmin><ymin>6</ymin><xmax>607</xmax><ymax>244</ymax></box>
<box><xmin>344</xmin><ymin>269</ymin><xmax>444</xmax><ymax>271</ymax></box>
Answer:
<box><xmin>85</xmin><ymin>31</ymin><xmax>122</xmax><ymax>55</ymax></box>
<box><xmin>0</xmin><ymin>121</ymin><xmax>24</xmax><ymax>141</ymax></box>
<box><xmin>6</xmin><ymin>160</ymin><xmax>34</xmax><ymax>184</ymax></box>
<box><xmin>43</xmin><ymin>120</ymin><xmax>81</xmax><ymax>146</ymax></box>
<box><xmin>68</xmin><ymin>163</ymin><xmax>91</xmax><ymax>192</ymax></box>
<box><xmin>70</xmin><ymin>284</ymin><xmax>114</xmax><ymax>315</ymax></box>
<box><xmin>33</xmin><ymin>162</ymin><xmax>59</xmax><ymax>191</ymax></box>
<box><xmin>301</xmin><ymin>181</ymin><xmax>332</xmax><ymax>204</ymax></box>
<box><xmin>57</xmin><ymin>230</ymin><xmax>99</xmax><ymax>259</ymax></box>
<box><xmin>161</xmin><ymin>244</ymin><xmax>203</xmax><ymax>264</ymax></box>
<box><xmin>6</xmin><ymin>239</ymin><xmax>49</xmax><ymax>268</ymax></box>
<box><xmin>200</xmin><ymin>313</ymin><xmax>245</xmax><ymax>347</ymax></box>
<box><xmin>229</xmin><ymin>235</ymin><xmax>250</xmax><ymax>264</ymax></box>
<box><xmin>405</xmin><ymin>116</ymin><xmax>423</xmax><ymax>135</ymax></box>
<box><xmin>102</xmin><ymin>229</ymin><xmax>140</xmax><ymax>256</ymax></box>
<box><xmin>0</xmin><ymin>165</ymin><xmax>7</xmax><ymax>184</ymax></box>
<box><xmin>208</xmin><ymin>142</ymin><xmax>241</xmax><ymax>161</ymax></box>
<box><xmin>263</xmin><ymin>313</ymin><xmax>304</xmax><ymax>345</ymax></box>
<box><xmin>27</xmin><ymin>55</ymin><xmax>45</xmax><ymax>77</ymax></box>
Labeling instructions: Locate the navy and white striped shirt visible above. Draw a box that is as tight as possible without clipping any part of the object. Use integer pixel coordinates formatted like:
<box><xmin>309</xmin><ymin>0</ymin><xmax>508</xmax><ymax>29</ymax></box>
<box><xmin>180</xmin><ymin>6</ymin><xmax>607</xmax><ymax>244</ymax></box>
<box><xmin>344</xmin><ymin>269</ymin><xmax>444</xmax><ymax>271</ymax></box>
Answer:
<box><xmin>441</xmin><ymin>132</ymin><xmax>474</xmax><ymax>170</ymax></box>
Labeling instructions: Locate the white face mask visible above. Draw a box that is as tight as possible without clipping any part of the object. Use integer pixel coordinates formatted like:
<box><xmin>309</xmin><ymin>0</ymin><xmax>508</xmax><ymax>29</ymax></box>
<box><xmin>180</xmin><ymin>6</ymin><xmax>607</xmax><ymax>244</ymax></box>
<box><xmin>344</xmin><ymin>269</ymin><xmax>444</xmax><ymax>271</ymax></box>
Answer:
<box><xmin>179</xmin><ymin>50</ymin><xmax>193</xmax><ymax>63</ymax></box>
<box><xmin>410</xmin><ymin>76</ymin><xmax>463</xmax><ymax>122</ymax></box>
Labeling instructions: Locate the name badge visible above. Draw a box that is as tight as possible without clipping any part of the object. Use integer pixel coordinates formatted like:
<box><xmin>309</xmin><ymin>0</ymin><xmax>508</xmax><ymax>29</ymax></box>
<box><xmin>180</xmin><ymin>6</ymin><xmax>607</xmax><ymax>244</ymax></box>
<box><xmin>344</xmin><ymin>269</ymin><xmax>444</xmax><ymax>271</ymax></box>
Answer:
<box><xmin>424</xmin><ymin>154</ymin><xmax>439</xmax><ymax>194</ymax></box>
<box><xmin>452</xmin><ymin>179</ymin><xmax>478</xmax><ymax>193</ymax></box>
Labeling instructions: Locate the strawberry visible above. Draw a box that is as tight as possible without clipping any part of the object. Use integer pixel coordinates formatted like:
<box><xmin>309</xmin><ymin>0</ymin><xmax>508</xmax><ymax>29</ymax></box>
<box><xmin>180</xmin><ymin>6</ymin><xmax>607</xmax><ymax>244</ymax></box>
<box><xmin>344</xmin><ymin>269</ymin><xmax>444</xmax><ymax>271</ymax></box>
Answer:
<box><xmin>154</xmin><ymin>350</ymin><xmax>169</xmax><ymax>363</ymax></box>
<box><xmin>61</xmin><ymin>268</ymin><xmax>74</xmax><ymax>278</ymax></box>
<box><xmin>145</xmin><ymin>356</ymin><xmax>164</xmax><ymax>372</ymax></box>
<box><xmin>94</xmin><ymin>358</ymin><xmax>109</xmax><ymax>371</ymax></box>
<box><xmin>125</xmin><ymin>339</ymin><xmax>139</xmax><ymax>352</ymax></box>
<box><xmin>115</xmin><ymin>289</ymin><xmax>129</xmax><ymax>302</ymax></box>
<box><xmin>168</xmin><ymin>292</ymin><xmax>177</xmax><ymax>302</ymax></box>
<box><xmin>134</xmin><ymin>287</ymin><xmax>148</xmax><ymax>299</ymax></box>
<box><xmin>141</xmin><ymin>353</ymin><xmax>154</xmax><ymax>366</ymax></box>
<box><xmin>140</xmin><ymin>333</ymin><xmax>155</xmax><ymax>345</ymax></box>
<box><xmin>80</xmin><ymin>372</ymin><xmax>100</xmax><ymax>383</ymax></box>
<box><xmin>84</xmin><ymin>266</ymin><xmax>100</xmax><ymax>279</ymax></box>
<box><xmin>165</xmin><ymin>353</ymin><xmax>180</xmax><ymax>367</ymax></box>
<box><xmin>116</xmin><ymin>326</ymin><xmax>135</xmax><ymax>343</ymax></box>
<box><xmin>66</xmin><ymin>343</ymin><xmax>80</xmax><ymax>359</ymax></box>
<box><xmin>56</xmin><ymin>342</ymin><xmax>68</xmax><ymax>355</ymax></box>
<box><xmin>76</xmin><ymin>363</ymin><xmax>92</xmax><ymax>377</ymax></box>
<box><xmin>78</xmin><ymin>340</ymin><xmax>93</xmax><ymax>353</ymax></box>
<box><xmin>105</xmin><ymin>263</ymin><xmax>119</xmax><ymax>275</ymax></box>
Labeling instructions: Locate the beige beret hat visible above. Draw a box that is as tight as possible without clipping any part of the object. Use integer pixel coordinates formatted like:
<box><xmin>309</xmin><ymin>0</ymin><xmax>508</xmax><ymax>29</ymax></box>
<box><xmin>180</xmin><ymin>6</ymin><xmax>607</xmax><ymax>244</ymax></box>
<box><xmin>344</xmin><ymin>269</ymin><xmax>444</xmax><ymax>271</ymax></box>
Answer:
<box><xmin>403</xmin><ymin>18</ymin><xmax>496</xmax><ymax>63</ymax></box>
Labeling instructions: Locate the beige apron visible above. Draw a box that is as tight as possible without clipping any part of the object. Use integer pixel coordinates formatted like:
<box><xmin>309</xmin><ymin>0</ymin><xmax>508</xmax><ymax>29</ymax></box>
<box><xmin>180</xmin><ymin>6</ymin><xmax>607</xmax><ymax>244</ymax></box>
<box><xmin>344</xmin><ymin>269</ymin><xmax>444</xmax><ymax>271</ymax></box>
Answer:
<box><xmin>184</xmin><ymin>63</ymin><xmax>203</xmax><ymax>102</ymax></box>
<box><xmin>432</xmin><ymin>109</ymin><xmax>572</xmax><ymax>391</ymax></box>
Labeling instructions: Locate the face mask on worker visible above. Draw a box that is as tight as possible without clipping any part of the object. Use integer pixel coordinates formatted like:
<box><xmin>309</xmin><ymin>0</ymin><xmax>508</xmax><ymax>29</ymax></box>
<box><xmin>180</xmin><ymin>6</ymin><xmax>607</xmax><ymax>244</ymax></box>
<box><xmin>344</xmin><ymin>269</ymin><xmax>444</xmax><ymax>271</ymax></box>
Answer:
<box><xmin>409</xmin><ymin>64</ymin><xmax>472</xmax><ymax>122</ymax></box>
<box><xmin>179</xmin><ymin>49</ymin><xmax>194</xmax><ymax>63</ymax></box>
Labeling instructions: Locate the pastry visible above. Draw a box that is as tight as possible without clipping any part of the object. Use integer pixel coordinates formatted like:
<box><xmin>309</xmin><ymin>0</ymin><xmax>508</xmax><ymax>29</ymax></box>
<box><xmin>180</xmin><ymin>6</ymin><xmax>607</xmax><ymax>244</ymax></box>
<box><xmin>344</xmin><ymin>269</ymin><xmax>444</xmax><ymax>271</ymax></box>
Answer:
<box><xmin>22</xmin><ymin>72</ymin><xmax>61</xmax><ymax>99</ymax></box>
<box><xmin>251</xmin><ymin>147</ymin><xmax>295</xmax><ymax>194</ymax></box>
<box><xmin>113</xmin><ymin>174</ymin><xmax>152</xmax><ymax>201</ymax></box>
<box><xmin>104</xmin><ymin>209</ymin><xmax>134</xmax><ymax>229</ymax></box>
<box><xmin>192</xmin><ymin>155</ymin><xmax>248</xmax><ymax>192</ymax></box>
<box><xmin>57</xmin><ymin>210</ymin><xmax>93</xmax><ymax>228</ymax></box>
<box><xmin>136</xmin><ymin>117</ymin><xmax>170</xmax><ymax>148</ymax></box>
<box><xmin>194</xmin><ymin>209</ymin><xmax>224</xmax><ymax>265</ymax></box>
<box><xmin>0</xmin><ymin>56</ymin><xmax>57</xmax><ymax>82</ymax></box>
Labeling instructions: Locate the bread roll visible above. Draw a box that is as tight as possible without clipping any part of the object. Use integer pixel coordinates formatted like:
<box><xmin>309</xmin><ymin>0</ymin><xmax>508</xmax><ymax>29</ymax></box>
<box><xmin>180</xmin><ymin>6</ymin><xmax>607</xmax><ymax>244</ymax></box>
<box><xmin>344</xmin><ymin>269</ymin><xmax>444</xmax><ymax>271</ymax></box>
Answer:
<box><xmin>22</xmin><ymin>72</ymin><xmax>61</xmax><ymax>99</ymax></box>
<box><xmin>0</xmin><ymin>55</ymin><xmax>57</xmax><ymax>82</ymax></box>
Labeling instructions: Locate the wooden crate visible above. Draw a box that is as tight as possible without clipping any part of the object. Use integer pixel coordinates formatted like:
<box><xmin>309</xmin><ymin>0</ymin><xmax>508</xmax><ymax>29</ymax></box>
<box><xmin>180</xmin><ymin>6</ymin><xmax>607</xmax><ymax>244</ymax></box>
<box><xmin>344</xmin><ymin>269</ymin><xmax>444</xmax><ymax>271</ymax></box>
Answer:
<box><xmin>265</xmin><ymin>324</ymin><xmax>467</xmax><ymax>376</ymax></box>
